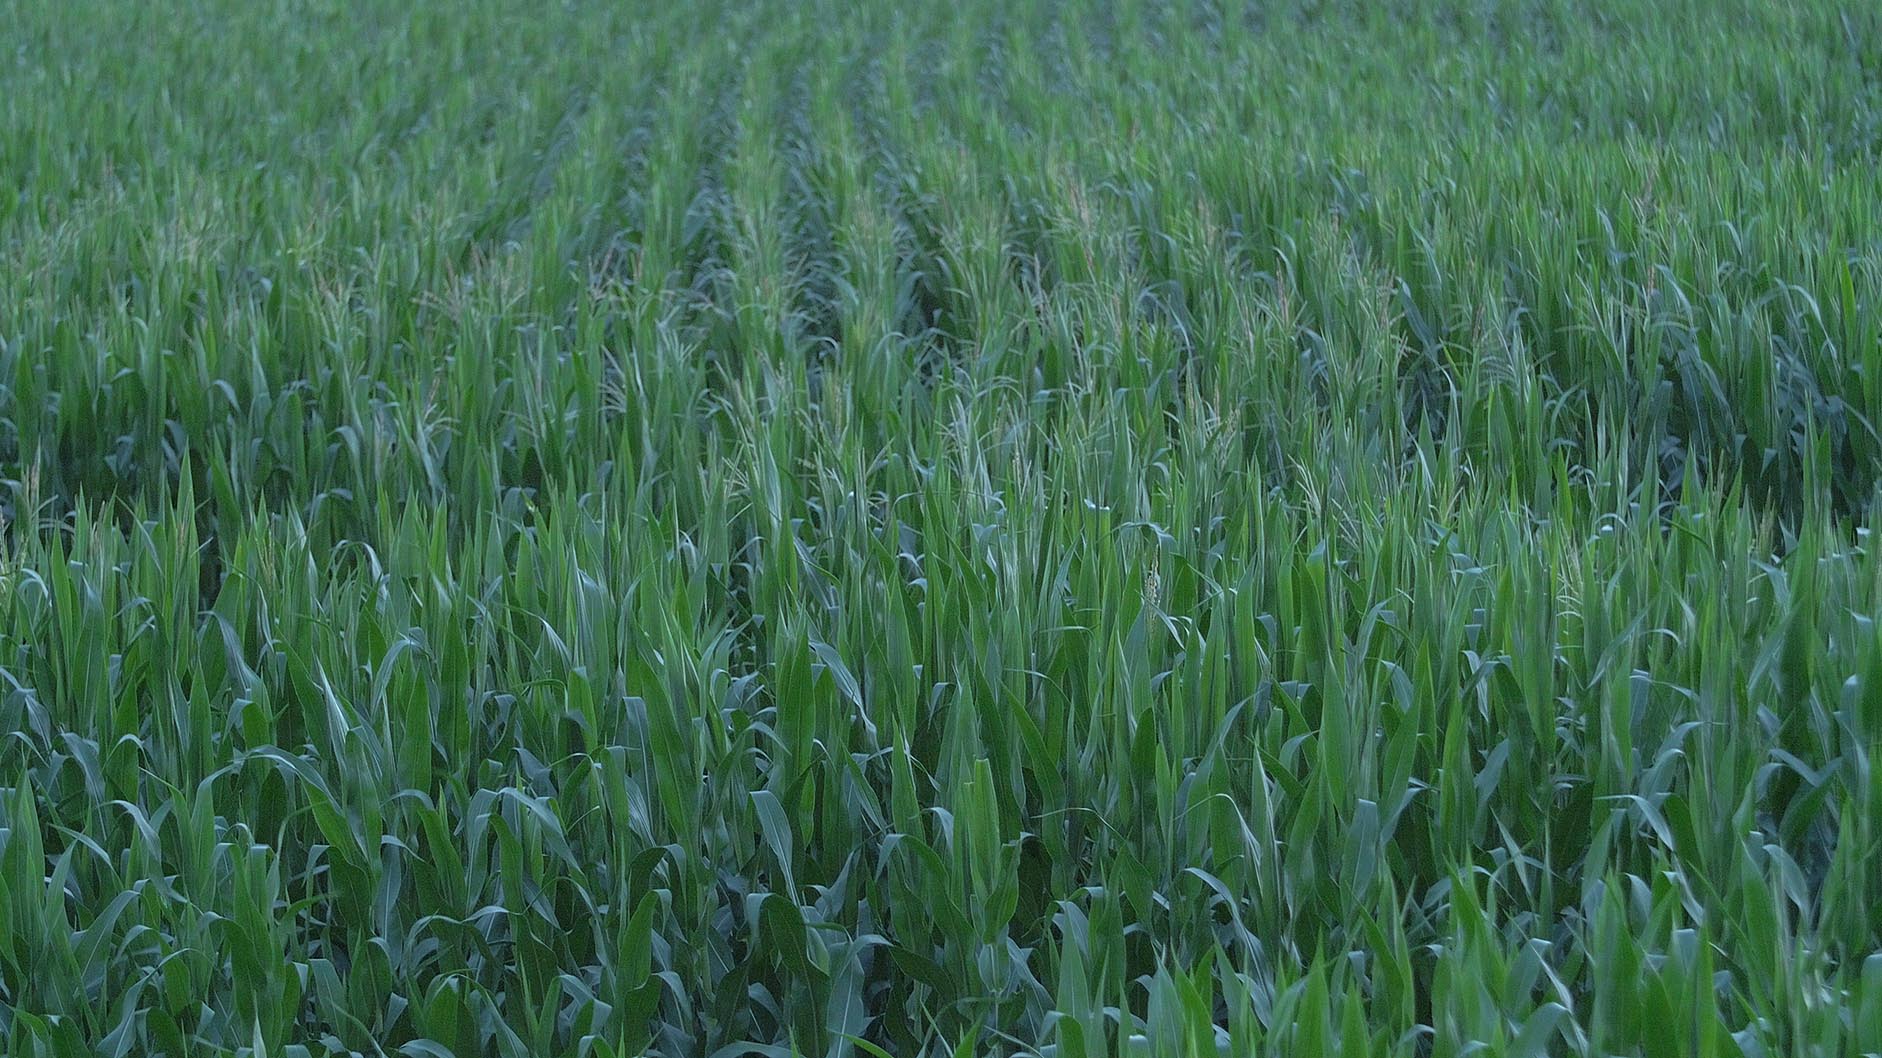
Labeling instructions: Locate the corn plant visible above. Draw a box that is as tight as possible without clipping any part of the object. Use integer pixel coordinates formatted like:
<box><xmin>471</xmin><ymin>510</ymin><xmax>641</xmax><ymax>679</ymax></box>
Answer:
<box><xmin>1</xmin><ymin>0</ymin><xmax>1880</xmax><ymax>1055</ymax></box>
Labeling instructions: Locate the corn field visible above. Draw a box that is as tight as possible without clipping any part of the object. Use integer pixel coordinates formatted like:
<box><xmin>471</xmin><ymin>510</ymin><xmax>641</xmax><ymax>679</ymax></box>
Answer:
<box><xmin>2</xmin><ymin>0</ymin><xmax>1881</xmax><ymax>1055</ymax></box>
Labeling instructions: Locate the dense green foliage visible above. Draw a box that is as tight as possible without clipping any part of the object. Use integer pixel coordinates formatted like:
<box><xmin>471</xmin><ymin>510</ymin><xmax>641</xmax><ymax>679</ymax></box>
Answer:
<box><xmin>3</xmin><ymin>0</ymin><xmax>1882</xmax><ymax>1054</ymax></box>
